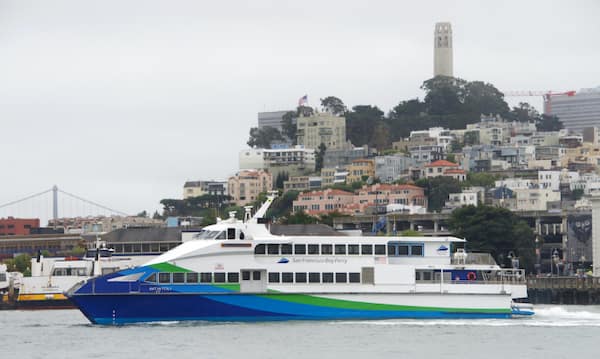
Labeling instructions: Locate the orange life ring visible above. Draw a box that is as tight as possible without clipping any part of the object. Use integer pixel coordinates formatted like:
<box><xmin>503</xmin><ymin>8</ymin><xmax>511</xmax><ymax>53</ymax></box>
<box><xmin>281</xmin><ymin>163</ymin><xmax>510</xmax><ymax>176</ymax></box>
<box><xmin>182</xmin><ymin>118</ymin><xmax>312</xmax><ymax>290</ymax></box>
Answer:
<box><xmin>467</xmin><ymin>272</ymin><xmax>477</xmax><ymax>281</ymax></box>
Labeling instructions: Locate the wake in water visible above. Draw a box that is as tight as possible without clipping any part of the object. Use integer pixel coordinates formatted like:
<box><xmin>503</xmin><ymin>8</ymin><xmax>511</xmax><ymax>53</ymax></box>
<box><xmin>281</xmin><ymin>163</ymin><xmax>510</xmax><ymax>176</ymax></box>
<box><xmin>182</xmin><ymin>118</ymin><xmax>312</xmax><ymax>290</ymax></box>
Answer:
<box><xmin>337</xmin><ymin>305</ymin><xmax>600</xmax><ymax>327</ymax></box>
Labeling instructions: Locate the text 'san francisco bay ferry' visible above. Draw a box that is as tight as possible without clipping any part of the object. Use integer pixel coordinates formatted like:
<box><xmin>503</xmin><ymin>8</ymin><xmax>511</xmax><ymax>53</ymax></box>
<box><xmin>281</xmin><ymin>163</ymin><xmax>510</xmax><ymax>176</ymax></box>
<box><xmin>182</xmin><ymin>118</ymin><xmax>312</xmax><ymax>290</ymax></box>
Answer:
<box><xmin>67</xmin><ymin>196</ymin><xmax>534</xmax><ymax>324</ymax></box>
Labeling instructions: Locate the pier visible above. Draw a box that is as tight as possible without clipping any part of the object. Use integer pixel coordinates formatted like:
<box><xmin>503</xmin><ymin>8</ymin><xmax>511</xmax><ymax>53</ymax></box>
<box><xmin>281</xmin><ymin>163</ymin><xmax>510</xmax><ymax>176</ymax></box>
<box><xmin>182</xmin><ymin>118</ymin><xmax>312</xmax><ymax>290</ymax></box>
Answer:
<box><xmin>527</xmin><ymin>277</ymin><xmax>600</xmax><ymax>305</ymax></box>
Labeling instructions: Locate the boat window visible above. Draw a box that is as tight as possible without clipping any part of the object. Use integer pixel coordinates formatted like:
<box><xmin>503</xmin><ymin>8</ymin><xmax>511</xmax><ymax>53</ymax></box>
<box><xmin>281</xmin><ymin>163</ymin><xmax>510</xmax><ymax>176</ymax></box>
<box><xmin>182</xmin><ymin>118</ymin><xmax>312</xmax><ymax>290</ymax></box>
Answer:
<box><xmin>242</xmin><ymin>271</ymin><xmax>251</xmax><ymax>280</ymax></box>
<box><xmin>335</xmin><ymin>244</ymin><xmax>346</xmax><ymax>255</ymax></box>
<box><xmin>309</xmin><ymin>272</ymin><xmax>320</xmax><ymax>283</ymax></box>
<box><xmin>239</xmin><ymin>231</ymin><xmax>245</xmax><ymax>240</ymax></box>
<box><xmin>200</xmin><ymin>272</ymin><xmax>212</xmax><ymax>283</ymax></box>
<box><xmin>294</xmin><ymin>244</ymin><xmax>306</xmax><ymax>255</ymax></box>
<box><xmin>268</xmin><ymin>272</ymin><xmax>280</xmax><ymax>283</ymax></box>
<box><xmin>411</xmin><ymin>245</ymin><xmax>423</xmax><ymax>256</ymax></box>
<box><xmin>282</xmin><ymin>272</ymin><xmax>293</xmax><ymax>283</ymax></box>
<box><xmin>416</xmin><ymin>270</ymin><xmax>433</xmax><ymax>281</ymax></box>
<box><xmin>267</xmin><ymin>244</ymin><xmax>280</xmax><ymax>255</ymax></box>
<box><xmin>173</xmin><ymin>273</ymin><xmax>185</xmax><ymax>284</ymax></box>
<box><xmin>215</xmin><ymin>231</ymin><xmax>226</xmax><ymax>240</ymax></box>
<box><xmin>349</xmin><ymin>272</ymin><xmax>361</xmax><ymax>283</ymax></box>
<box><xmin>398</xmin><ymin>245</ymin><xmax>409</xmax><ymax>255</ymax></box>
<box><xmin>227</xmin><ymin>228</ymin><xmax>236</xmax><ymax>240</ymax></box>
<box><xmin>374</xmin><ymin>245</ymin><xmax>386</xmax><ymax>255</ymax></box>
<box><xmin>321</xmin><ymin>244</ymin><xmax>333</xmax><ymax>255</ymax></box>
<box><xmin>145</xmin><ymin>273</ymin><xmax>157</xmax><ymax>283</ymax></box>
<box><xmin>158</xmin><ymin>273</ymin><xmax>171</xmax><ymax>284</ymax></box>
<box><xmin>281</xmin><ymin>244</ymin><xmax>293</xmax><ymax>255</ymax></box>
<box><xmin>252</xmin><ymin>271</ymin><xmax>261</xmax><ymax>280</ymax></box>
<box><xmin>214</xmin><ymin>273</ymin><xmax>226</xmax><ymax>283</ymax></box>
<box><xmin>322</xmin><ymin>272</ymin><xmax>334</xmax><ymax>283</ymax></box>
<box><xmin>307</xmin><ymin>244</ymin><xmax>319</xmax><ymax>255</ymax></box>
<box><xmin>348</xmin><ymin>244</ymin><xmax>359</xmax><ymax>255</ymax></box>
<box><xmin>102</xmin><ymin>267</ymin><xmax>119</xmax><ymax>275</ymax></box>
<box><xmin>195</xmin><ymin>230</ymin><xmax>226</xmax><ymax>240</ymax></box>
<box><xmin>335</xmin><ymin>273</ymin><xmax>347</xmax><ymax>283</ymax></box>
<box><xmin>361</xmin><ymin>244</ymin><xmax>373</xmax><ymax>255</ymax></box>
<box><xmin>254</xmin><ymin>244</ymin><xmax>266</xmax><ymax>255</ymax></box>
<box><xmin>295</xmin><ymin>272</ymin><xmax>307</xmax><ymax>283</ymax></box>
<box><xmin>186</xmin><ymin>272</ymin><xmax>199</xmax><ymax>283</ymax></box>
<box><xmin>227</xmin><ymin>273</ymin><xmax>239</xmax><ymax>283</ymax></box>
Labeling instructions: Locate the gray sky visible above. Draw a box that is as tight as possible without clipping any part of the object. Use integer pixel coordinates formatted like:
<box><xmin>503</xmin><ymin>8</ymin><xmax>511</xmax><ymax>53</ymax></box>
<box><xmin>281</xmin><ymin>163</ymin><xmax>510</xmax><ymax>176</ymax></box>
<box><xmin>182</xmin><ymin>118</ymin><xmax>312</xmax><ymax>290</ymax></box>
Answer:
<box><xmin>1</xmin><ymin>0</ymin><xmax>599</xmax><ymax>223</ymax></box>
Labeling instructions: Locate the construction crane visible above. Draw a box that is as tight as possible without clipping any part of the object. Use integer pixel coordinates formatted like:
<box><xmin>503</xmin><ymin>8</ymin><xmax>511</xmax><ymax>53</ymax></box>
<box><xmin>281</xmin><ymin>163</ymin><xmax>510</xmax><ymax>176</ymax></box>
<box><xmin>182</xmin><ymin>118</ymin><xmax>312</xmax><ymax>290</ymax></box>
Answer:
<box><xmin>503</xmin><ymin>90</ymin><xmax>576</xmax><ymax>114</ymax></box>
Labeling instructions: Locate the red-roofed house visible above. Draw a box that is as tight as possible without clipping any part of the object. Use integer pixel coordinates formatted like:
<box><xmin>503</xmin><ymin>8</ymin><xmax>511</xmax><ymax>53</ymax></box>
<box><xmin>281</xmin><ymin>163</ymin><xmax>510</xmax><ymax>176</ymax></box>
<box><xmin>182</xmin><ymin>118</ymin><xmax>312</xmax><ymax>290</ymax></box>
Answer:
<box><xmin>423</xmin><ymin>160</ymin><xmax>466</xmax><ymax>181</ymax></box>
<box><xmin>293</xmin><ymin>188</ymin><xmax>354</xmax><ymax>215</ymax></box>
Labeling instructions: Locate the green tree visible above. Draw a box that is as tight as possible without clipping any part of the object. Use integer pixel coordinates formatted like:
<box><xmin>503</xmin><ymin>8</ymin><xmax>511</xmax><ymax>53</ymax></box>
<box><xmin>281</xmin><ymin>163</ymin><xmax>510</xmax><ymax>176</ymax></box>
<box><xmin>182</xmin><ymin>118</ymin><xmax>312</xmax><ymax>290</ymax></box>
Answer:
<box><xmin>136</xmin><ymin>210</ymin><xmax>148</xmax><ymax>218</ymax></box>
<box><xmin>571</xmin><ymin>188</ymin><xmax>584</xmax><ymax>200</ymax></box>
<box><xmin>247</xmin><ymin>126</ymin><xmax>284</xmax><ymax>148</ymax></box>
<box><xmin>421</xmin><ymin>76</ymin><xmax>467</xmax><ymax>115</ymax></box>
<box><xmin>320</xmin><ymin>96</ymin><xmax>347</xmax><ymax>115</ymax></box>
<box><xmin>463</xmin><ymin>80</ymin><xmax>509</xmax><ymax>116</ymax></box>
<box><xmin>297</xmin><ymin>105</ymin><xmax>314</xmax><ymax>117</ymax></box>
<box><xmin>152</xmin><ymin>210</ymin><xmax>162</xmax><ymax>220</ymax></box>
<box><xmin>275</xmin><ymin>172</ymin><xmax>289</xmax><ymax>190</ymax></box>
<box><xmin>283</xmin><ymin>211</ymin><xmax>319</xmax><ymax>224</ymax></box>
<box><xmin>446</xmin><ymin>153</ymin><xmax>456</xmax><ymax>163</ymax></box>
<box><xmin>508</xmin><ymin>102</ymin><xmax>538</xmax><ymax>122</ymax></box>
<box><xmin>415</xmin><ymin>177</ymin><xmax>462</xmax><ymax>212</ymax></box>
<box><xmin>346</xmin><ymin>105</ymin><xmax>385</xmax><ymax>147</ymax></box>
<box><xmin>315</xmin><ymin>143</ymin><xmax>327</xmax><ymax>172</ymax></box>
<box><xmin>401</xmin><ymin>229</ymin><xmax>423</xmax><ymax>236</ymax></box>
<box><xmin>536</xmin><ymin>114</ymin><xmax>563</xmax><ymax>131</ymax></box>
<box><xmin>448</xmin><ymin>205</ymin><xmax>535</xmax><ymax>272</ymax></box>
<box><xmin>281</xmin><ymin>111</ymin><xmax>297</xmax><ymax>144</ymax></box>
<box><xmin>266</xmin><ymin>190</ymin><xmax>299</xmax><ymax>220</ymax></box>
<box><xmin>465</xmin><ymin>172</ymin><xmax>500</xmax><ymax>189</ymax></box>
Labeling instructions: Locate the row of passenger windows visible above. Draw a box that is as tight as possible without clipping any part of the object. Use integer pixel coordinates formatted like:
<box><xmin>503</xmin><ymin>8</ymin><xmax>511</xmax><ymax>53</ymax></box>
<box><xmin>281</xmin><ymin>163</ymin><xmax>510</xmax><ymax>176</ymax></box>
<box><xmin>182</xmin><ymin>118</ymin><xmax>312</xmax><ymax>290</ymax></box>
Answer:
<box><xmin>254</xmin><ymin>243</ymin><xmax>425</xmax><ymax>257</ymax></box>
<box><xmin>268</xmin><ymin>272</ymin><xmax>361</xmax><ymax>284</ymax></box>
<box><xmin>144</xmin><ymin>271</ymin><xmax>362</xmax><ymax>285</ymax></box>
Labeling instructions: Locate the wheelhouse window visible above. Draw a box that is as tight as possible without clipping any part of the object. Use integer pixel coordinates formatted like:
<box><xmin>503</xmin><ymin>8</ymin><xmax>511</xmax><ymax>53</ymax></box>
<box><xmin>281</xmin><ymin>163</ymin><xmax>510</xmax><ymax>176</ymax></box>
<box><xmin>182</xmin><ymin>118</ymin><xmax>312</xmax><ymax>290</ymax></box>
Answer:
<box><xmin>294</xmin><ymin>244</ymin><xmax>306</xmax><ymax>255</ymax></box>
<box><xmin>145</xmin><ymin>273</ymin><xmax>157</xmax><ymax>283</ymax></box>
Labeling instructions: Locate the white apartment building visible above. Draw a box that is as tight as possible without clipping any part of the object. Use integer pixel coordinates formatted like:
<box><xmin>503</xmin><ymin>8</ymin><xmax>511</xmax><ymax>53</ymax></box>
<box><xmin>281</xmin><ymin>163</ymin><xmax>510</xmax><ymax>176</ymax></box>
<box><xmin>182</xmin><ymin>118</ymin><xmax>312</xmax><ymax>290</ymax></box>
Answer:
<box><xmin>239</xmin><ymin>146</ymin><xmax>316</xmax><ymax>177</ymax></box>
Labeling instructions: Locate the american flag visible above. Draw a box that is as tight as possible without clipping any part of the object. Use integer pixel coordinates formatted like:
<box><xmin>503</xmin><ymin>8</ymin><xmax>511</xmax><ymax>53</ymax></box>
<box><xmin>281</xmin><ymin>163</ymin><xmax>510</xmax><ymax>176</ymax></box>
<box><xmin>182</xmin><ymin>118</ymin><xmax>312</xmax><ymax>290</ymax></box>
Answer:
<box><xmin>298</xmin><ymin>94</ymin><xmax>308</xmax><ymax>106</ymax></box>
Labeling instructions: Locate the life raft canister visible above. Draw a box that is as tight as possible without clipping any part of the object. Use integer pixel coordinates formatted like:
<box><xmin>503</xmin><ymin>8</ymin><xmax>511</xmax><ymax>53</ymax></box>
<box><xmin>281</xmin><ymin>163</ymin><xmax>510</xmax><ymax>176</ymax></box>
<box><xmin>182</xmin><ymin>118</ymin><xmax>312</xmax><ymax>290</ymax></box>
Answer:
<box><xmin>466</xmin><ymin>271</ymin><xmax>477</xmax><ymax>281</ymax></box>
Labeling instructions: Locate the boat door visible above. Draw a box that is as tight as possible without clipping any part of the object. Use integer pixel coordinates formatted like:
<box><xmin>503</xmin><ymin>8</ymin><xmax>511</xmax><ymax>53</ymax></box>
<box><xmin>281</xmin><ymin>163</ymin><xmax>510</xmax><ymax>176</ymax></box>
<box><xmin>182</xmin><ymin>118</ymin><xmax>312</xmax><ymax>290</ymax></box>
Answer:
<box><xmin>240</xmin><ymin>269</ymin><xmax>267</xmax><ymax>293</ymax></box>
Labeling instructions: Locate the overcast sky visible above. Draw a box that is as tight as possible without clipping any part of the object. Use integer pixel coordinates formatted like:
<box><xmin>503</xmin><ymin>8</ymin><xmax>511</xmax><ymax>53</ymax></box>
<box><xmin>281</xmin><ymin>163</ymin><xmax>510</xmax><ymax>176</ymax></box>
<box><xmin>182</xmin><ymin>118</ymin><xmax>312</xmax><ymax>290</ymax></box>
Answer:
<box><xmin>1</xmin><ymin>0</ymin><xmax>599</xmax><ymax>223</ymax></box>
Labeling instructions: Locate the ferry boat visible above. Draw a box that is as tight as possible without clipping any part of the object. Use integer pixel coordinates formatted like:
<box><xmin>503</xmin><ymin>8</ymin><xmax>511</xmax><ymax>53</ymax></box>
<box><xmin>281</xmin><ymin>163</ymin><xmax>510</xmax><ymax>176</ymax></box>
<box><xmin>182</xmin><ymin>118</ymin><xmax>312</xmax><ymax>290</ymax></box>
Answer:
<box><xmin>67</xmin><ymin>196</ymin><xmax>534</xmax><ymax>324</ymax></box>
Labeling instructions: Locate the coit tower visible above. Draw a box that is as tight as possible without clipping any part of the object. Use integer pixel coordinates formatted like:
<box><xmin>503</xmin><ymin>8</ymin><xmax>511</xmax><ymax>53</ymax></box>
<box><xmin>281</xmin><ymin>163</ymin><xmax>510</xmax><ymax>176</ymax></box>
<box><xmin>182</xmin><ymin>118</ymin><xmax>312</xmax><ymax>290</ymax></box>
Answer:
<box><xmin>433</xmin><ymin>22</ymin><xmax>453</xmax><ymax>77</ymax></box>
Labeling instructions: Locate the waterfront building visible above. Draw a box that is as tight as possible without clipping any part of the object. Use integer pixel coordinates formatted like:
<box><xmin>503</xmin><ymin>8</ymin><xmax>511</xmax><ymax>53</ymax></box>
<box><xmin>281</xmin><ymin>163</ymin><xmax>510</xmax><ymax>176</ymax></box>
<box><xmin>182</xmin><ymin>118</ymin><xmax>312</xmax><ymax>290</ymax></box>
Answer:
<box><xmin>0</xmin><ymin>217</ymin><xmax>40</xmax><ymax>236</ymax></box>
<box><xmin>433</xmin><ymin>22</ymin><xmax>453</xmax><ymax>77</ymax></box>
<box><xmin>296</xmin><ymin>112</ymin><xmax>347</xmax><ymax>150</ymax></box>
<box><xmin>183</xmin><ymin>181</ymin><xmax>227</xmax><ymax>199</ymax></box>
<box><xmin>227</xmin><ymin>169</ymin><xmax>273</xmax><ymax>206</ymax></box>
<box><xmin>548</xmin><ymin>87</ymin><xmax>600</xmax><ymax>133</ymax></box>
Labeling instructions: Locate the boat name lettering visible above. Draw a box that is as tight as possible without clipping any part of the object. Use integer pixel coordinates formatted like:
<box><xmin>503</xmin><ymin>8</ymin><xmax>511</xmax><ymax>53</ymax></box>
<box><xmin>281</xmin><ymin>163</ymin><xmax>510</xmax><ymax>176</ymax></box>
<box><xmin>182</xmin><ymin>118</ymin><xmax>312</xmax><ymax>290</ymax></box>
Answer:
<box><xmin>148</xmin><ymin>286</ymin><xmax>173</xmax><ymax>292</ymax></box>
<box><xmin>292</xmin><ymin>258</ymin><xmax>348</xmax><ymax>264</ymax></box>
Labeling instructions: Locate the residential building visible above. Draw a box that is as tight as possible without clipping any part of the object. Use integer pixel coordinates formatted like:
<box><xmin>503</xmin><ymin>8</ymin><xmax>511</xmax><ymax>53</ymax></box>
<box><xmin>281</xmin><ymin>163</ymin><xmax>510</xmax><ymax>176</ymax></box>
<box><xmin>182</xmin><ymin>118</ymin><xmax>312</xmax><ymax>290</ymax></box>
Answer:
<box><xmin>323</xmin><ymin>146</ymin><xmax>372</xmax><ymax>168</ymax></box>
<box><xmin>512</xmin><ymin>188</ymin><xmax>562</xmax><ymax>211</ymax></box>
<box><xmin>374</xmin><ymin>154</ymin><xmax>415</xmax><ymax>183</ymax></box>
<box><xmin>422</xmin><ymin>160</ymin><xmax>466</xmax><ymax>181</ymax></box>
<box><xmin>561</xmin><ymin>142</ymin><xmax>600</xmax><ymax>170</ymax></box>
<box><xmin>409</xmin><ymin>145</ymin><xmax>445</xmax><ymax>165</ymax></box>
<box><xmin>239</xmin><ymin>146</ymin><xmax>316</xmax><ymax>177</ymax></box>
<box><xmin>320</xmin><ymin>167</ymin><xmax>348</xmax><ymax>186</ymax></box>
<box><xmin>582</xmin><ymin>127</ymin><xmax>599</xmax><ymax>145</ymax></box>
<box><xmin>548</xmin><ymin>87</ymin><xmax>600</xmax><ymax>133</ymax></box>
<box><xmin>346</xmin><ymin>159</ymin><xmax>375</xmax><ymax>183</ymax></box>
<box><xmin>183</xmin><ymin>181</ymin><xmax>227</xmax><ymax>199</ymax></box>
<box><xmin>531</xmin><ymin>132</ymin><xmax>560</xmax><ymax>146</ymax></box>
<box><xmin>292</xmin><ymin>189</ymin><xmax>354</xmax><ymax>215</ymax></box>
<box><xmin>296</xmin><ymin>112</ymin><xmax>347</xmax><ymax>150</ymax></box>
<box><xmin>0</xmin><ymin>217</ymin><xmax>40</xmax><ymax>236</ymax></box>
<box><xmin>227</xmin><ymin>169</ymin><xmax>273</xmax><ymax>206</ymax></box>
<box><xmin>445</xmin><ymin>190</ymin><xmax>479</xmax><ymax>210</ymax></box>
<box><xmin>283</xmin><ymin>176</ymin><xmax>322</xmax><ymax>192</ymax></box>
<box><xmin>354</xmin><ymin>184</ymin><xmax>427</xmax><ymax>213</ymax></box>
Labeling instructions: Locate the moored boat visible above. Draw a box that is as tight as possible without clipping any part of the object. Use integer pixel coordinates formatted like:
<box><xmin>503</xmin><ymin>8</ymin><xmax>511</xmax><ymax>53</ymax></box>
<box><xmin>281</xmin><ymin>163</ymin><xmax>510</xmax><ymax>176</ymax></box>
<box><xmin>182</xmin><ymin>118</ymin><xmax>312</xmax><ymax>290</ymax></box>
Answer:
<box><xmin>68</xmin><ymin>196</ymin><xmax>533</xmax><ymax>324</ymax></box>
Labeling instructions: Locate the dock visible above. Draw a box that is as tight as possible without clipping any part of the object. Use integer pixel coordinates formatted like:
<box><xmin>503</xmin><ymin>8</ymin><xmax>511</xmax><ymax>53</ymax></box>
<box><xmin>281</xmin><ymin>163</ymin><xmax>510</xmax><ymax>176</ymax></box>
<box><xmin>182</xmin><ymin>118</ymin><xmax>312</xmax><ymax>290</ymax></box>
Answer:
<box><xmin>527</xmin><ymin>277</ymin><xmax>600</xmax><ymax>304</ymax></box>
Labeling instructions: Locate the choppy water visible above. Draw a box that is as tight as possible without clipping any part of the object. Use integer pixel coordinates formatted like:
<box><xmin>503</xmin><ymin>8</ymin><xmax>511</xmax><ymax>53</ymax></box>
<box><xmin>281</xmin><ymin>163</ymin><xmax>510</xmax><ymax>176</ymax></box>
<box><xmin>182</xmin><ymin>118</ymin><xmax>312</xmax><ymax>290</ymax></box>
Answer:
<box><xmin>1</xmin><ymin>306</ymin><xmax>599</xmax><ymax>359</ymax></box>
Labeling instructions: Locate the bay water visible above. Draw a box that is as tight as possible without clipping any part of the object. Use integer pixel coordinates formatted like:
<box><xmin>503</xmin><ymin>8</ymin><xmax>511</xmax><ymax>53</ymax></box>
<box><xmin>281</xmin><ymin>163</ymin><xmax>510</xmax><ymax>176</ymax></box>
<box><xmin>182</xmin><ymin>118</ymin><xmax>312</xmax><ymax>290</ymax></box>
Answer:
<box><xmin>1</xmin><ymin>305</ymin><xmax>598</xmax><ymax>359</ymax></box>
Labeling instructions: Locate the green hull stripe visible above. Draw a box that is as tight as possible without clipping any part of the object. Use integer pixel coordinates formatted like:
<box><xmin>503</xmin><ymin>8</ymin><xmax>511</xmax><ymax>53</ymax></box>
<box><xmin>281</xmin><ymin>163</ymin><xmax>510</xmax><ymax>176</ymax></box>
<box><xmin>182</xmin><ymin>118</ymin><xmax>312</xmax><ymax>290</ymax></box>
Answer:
<box><xmin>149</xmin><ymin>262</ymin><xmax>192</xmax><ymax>273</ymax></box>
<box><xmin>258</xmin><ymin>292</ymin><xmax>510</xmax><ymax>314</ymax></box>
